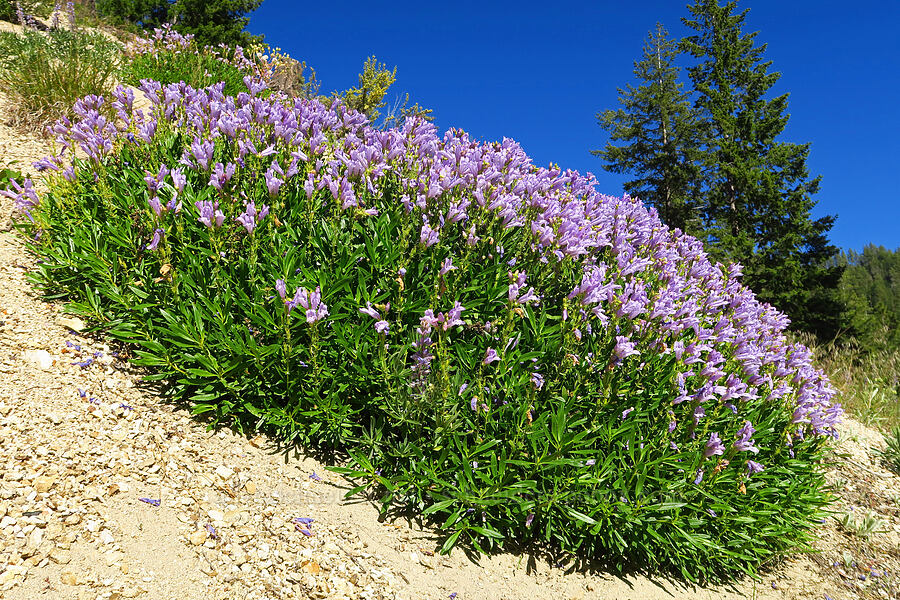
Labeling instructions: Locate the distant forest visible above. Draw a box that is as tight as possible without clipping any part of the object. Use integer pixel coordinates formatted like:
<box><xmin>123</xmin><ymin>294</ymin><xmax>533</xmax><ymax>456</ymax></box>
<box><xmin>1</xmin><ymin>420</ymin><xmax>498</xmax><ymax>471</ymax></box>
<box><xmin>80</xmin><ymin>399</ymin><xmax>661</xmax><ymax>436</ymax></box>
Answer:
<box><xmin>835</xmin><ymin>246</ymin><xmax>900</xmax><ymax>350</ymax></box>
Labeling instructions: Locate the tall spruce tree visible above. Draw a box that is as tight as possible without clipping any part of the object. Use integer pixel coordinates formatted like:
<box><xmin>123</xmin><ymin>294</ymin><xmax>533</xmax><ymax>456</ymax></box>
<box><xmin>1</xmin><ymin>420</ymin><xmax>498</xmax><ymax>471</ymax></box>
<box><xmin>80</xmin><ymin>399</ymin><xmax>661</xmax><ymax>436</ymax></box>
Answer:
<box><xmin>594</xmin><ymin>23</ymin><xmax>702</xmax><ymax>233</ymax></box>
<box><xmin>681</xmin><ymin>0</ymin><xmax>842</xmax><ymax>338</ymax></box>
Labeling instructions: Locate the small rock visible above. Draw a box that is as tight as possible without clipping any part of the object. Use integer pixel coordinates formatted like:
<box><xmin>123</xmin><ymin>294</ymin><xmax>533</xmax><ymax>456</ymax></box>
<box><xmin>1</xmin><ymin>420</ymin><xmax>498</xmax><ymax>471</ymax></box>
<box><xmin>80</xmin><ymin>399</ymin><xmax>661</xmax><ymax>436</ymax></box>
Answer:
<box><xmin>27</xmin><ymin>527</ymin><xmax>44</xmax><ymax>550</ymax></box>
<box><xmin>0</xmin><ymin>565</ymin><xmax>27</xmax><ymax>585</ymax></box>
<box><xmin>23</xmin><ymin>350</ymin><xmax>53</xmax><ymax>370</ymax></box>
<box><xmin>207</xmin><ymin>509</ymin><xmax>224</xmax><ymax>522</ymax></box>
<box><xmin>189</xmin><ymin>529</ymin><xmax>208</xmax><ymax>546</ymax></box>
<box><xmin>56</xmin><ymin>316</ymin><xmax>85</xmax><ymax>332</ymax></box>
<box><xmin>99</xmin><ymin>530</ymin><xmax>115</xmax><ymax>545</ymax></box>
<box><xmin>33</xmin><ymin>476</ymin><xmax>56</xmax><ymax>494</ymax></box>
<box><xmin>49</xmin><ymin>548</ymin><xmax>71</xmax><ymax>564</ymax></box>
<box><xmin>244</xmin><ymin>481</ymin><xmax>257</xmax><ymax>495</ymax></box>
<box><xmin>214</xmin><ymin>466</ymin><xmax>234</xmax><ymax>480</ymax></box>
<box><xmin>60</xmin><ymin>570</ymin><xmax>78</xmax><ymax>586</ymax></box>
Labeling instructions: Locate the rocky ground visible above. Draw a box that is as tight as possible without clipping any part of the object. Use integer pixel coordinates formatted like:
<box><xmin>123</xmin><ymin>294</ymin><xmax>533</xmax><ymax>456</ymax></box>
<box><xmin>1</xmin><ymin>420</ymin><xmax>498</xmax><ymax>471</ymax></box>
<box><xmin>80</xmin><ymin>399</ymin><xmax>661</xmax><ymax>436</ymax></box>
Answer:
<box><xmin>1</xmin><ymin>78</ymin><xmax>900</xmax><ymax>600</ymax></box>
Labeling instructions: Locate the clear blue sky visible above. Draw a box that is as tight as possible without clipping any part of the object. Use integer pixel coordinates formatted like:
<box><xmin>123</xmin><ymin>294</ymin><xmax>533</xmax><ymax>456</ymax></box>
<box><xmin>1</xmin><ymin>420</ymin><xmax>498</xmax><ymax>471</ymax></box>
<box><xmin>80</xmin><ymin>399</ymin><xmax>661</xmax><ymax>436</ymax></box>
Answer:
<box><xmin>248</xmin><ymin>1</ymin><xmax>899</xmax><ymax>253</ymax></box>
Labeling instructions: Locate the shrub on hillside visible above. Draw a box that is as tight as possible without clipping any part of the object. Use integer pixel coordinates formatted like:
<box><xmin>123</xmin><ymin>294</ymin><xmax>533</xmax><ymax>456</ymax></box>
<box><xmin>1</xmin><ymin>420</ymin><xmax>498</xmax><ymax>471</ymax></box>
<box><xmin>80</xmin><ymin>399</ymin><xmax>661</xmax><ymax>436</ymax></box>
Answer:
<box><xmin>121</xmin><ymin>25</ymin><xmax>270</xmax><ymax>97</ymax></box>
<box><xmin>6</xmin><ymin>81</ymin><xmax>841</xmax><ymax>581</ymax></box>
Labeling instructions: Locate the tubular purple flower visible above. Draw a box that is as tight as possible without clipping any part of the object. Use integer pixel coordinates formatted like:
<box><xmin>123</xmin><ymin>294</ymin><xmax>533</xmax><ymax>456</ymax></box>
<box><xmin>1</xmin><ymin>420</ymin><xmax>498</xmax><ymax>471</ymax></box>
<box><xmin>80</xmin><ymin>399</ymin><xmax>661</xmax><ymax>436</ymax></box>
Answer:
<box><xmin>613</xmin><ymin>336</ymin><xmax>640</xmax><ymax>362</ymax></box>
<box><xmin>746</xmin><ymin>460</ymin><xmax>765</xmax><ymax>475</ymax></box>
<box><xmin>304</xmin><ymin>287</ymin><xmax>328</xmax><ymax>323</ymax></box>
<box><xmin>147</xmin><ymin>196</ymin><xmax>163</xmax><ymax>218</ymax></box>
<box><xmin>234</xmin><ymin>200</ymin><xmax>269</xmax><ymax>233</ymax></box>
<box><xmin>531</xmin><ymin>372</ymin><xmax>544</xmax><ymax>390</ymax></box>
<box><xmin>359</xmin><ymin>302</ymin><xmax>381</xmax><ymax>320</ymax></box>
<box><xmin>265</xmin><ymin>163</ymin><xmax>284</xmax><ymax>196</ymax></box>
<box><xmin>734</xmin><ymin>421</ymin><xmax>760</xmax><ymax>454</ymax></box>
<box><xmin>209</xmin><ymin>162</ymin><xmax>235</xmax><ymax>190</ymax></box>
<box><xmin>439</xmin><ymin>257</ymin><xmax>456</xmax><ymax>276</ymax></box>
<box><xmin>483</xmin><ymin>348</ymin><xmax>500</xmax><ymax>365</ymax></box>
<box><xmin>275</xmin><ymin>279</ymin><xmax>287</xmax><ymax>300</ymax></box>
<box><xmin>621</xmin><ymin>407</ymin><xmax>634</xmax><ymax>420</ymax></box>
<box><xmin>171</xmin><ymin>167</ymin><xmax>186</xmax><ymax>193</ymax></box>
<box><xmin>374</xmin><ymin>320</ymin><xmax>389</xmax><ymax>334</ymax></box>
<box><xmin>704</xmin><ymin>432</ymin><xmax>726</xmax><ymax>458</ymax></box>
<box><xmin>146</xmin><ymin>228</ymin><xmax>164</xmax><ymax>251</ymax></box>
<box><xmin>420</xmin><ymin>222</ymin><xmax>439</xmax><ymax>247</ymax></box>
<box><xmin>195</xmin><ymin>200</ymin><xmax>224</xmax><ymax>228</ymax></box>
<box><xmin>443</xmin><ymin>302</ymin><xmax>465</xmax><ymax>330</ymax></box>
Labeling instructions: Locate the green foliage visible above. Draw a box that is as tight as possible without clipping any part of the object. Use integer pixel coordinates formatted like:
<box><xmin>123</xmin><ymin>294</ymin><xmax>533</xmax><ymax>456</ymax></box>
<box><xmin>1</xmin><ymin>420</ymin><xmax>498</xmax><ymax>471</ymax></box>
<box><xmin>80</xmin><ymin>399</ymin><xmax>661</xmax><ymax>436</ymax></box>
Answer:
<box><xmin>342</xmin><ymin>56</ymin><xmax>397</xmax><ymax>124</ymax></box>
<box><xmin>0</xmin><ymin>28</ymin><xmax>120</xmax><ymax>126</ymax></box>
<box><xmin>0</xmin><ymin>163</ymin><xmax>23</xmax><ymax>188</ymax></box>
<box><xmin>837</xmin><ymin>510</ymin><xmax>887</xmax><ymax>539</ymax></box>
<box><xmin>876</xmin><ymin>426</ymin><xmax>900</xmax><ymax>474</ymax></box>
<box><xmin>95</xmin><ymin>0</ymin><xmax>170</xmax><ymax>30</ymax></box>
<box><xmin>95</xmin><ymin>0</ymin><xmax>261</xmax><ymax>47</ymax></box>
<box><xmin>835</xmin><ymin>245</ymin><xmax>900</xmax><ymax>352</ymax></box>
<box><xmin>122</xmin><ymin>47</ymin><xmax>249</xmax><ymax>96</ymax></box>
<box><xmin>0</xmin><ymin>0</ymin><xmax>44</xmax><ymax>23</ymax></box>
<box><xmin>680</xmin><ymin>0</ymin><xmax>842</xmax><ymax>340</ymax></box>
<box><xmin>594</xmin><ymin>23</ymin><xmax>703</xmax><ymax>233</ymax></box>
<box><xmin>168</xmin><ymin>0</ymin><xmax>262</xmax><ymax>47</ymax></box>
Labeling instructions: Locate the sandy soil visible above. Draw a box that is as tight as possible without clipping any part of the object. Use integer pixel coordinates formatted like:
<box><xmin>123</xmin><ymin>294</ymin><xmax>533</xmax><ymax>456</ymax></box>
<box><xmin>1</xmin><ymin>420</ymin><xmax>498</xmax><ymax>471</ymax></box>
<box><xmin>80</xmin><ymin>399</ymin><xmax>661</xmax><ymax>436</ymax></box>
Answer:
<box><xmin>1</xmin><ymin>62</ymin><xmax>899</xmax><ymax>600</ymax></box>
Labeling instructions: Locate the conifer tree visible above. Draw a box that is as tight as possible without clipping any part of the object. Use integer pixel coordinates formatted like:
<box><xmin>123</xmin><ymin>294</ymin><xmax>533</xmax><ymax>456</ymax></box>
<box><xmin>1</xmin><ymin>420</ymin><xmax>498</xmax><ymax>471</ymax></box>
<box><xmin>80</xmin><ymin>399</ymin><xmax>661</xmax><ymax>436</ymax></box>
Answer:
<box><xmin>594</xmin><ymin>23</ymin><xmax>702</xmax><ymax>233</ymax></box>
<box><xmin>681</xmin><ymin>0</ymin><xmax>842</xmax><ymax>337</ymax></box>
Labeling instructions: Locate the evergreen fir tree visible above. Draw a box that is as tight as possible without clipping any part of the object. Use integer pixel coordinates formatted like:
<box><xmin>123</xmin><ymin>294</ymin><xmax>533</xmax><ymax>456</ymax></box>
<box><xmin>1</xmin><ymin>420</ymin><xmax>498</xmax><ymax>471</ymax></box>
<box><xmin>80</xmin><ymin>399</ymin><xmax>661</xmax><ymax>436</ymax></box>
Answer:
<box><xmin>681</xmin><ymin>0</ymin><xmax>842</xmax><ymax>338</ymax></box>
<box><xmin>594</xmin><ymin>23</ymin><xmax>702</xmax><ymax>233</ymax></box>
<box><xmin>169</xmin><ymin>0</ymin><xmax>262</xmax><ymax>47</ymax></box>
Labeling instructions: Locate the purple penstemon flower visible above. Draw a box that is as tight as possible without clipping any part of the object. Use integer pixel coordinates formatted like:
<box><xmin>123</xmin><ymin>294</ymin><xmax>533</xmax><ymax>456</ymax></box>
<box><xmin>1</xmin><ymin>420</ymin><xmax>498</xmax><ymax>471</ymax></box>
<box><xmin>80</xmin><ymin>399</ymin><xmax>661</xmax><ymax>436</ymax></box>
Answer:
<box><xmin>235</xmin><ymin>200</ymin><xmax>269</xmax><ymax>234</ymax></box>
<box><xmin>195</xmin><ymin>200</ymin><xmax>224</xmax><ymax>228</ymax></box>
<box><xmin>359</xmin><ymin>302</ymin><xmax>381</xmax><ymax>320</ymax></box>
<box><xmin>146</xmin><ymin>228</ymin><xmax>164</xmax><ymax>251</ymax></box>
<box><xmin>171</xmin><ymin>167</ymin><xmax>186</xmax><ymax>193</ymax></box>
<box><xmin>289</xmin><ymin>286</ymin><xmax>328</xmax><ymax>323</ymax></box>
<box><xmin>420</xmin><ymin>221</ymin><xmax>439</xmax><ymax>247</ymax></box>
<box><xmin>746</xmin><ymin>460</ymin><xmax>765</xmax><ymax>475</ymax></box>
<box><xmin>531</xmin><ymin>372</ymin><xmax>544</xmax><ymax>390</ymax></box>
<box><xmin>442</xmin><ymin>302</ymin><xmax>465</xmax><ymax>330</ymax></box>
<box><xmin>275</xmin><ymin>279</ymin><xmax>287</xmax><ymax>300</ymax></box>
<box><xmin>734</xmin><ymin>420</ymin><xmax>760</xmax><ymax>454</ymax></box>
<box><xmin>265</xmin><ymin>163</ymin><xmax>284</xmax><ymax>196</ymax></box>
<box><xmin>704</xmin><ymin>432</ymin><xmax>726</xmax><ymax>458</ymax></box>
<box><xmin>359</xmin><ymin>302</ymin><xmax>390</xmax><ymax>334</ymax></box>
<box><xmin>209</xmin><ymin>162</ymin><xmax>236</xmax><ymax>191</ymax></box>
<box><xmin>621</xmin><ymin>407</ymin><xmax>634</xmax><ymax>420</ymax></box>
<box><xmin>483</xmin><ymin>348</ymin><xmax>500</xmax><ymax>365</ymax></box>
<box><xmin>613</xmin><ymin>336</ymin><xmax>640</xmax><ymax>363</ymax></box>
<box><xmin>439</xmin><ymin>257</ymin><xmax>457</xmax><ymax>276</ymax></box>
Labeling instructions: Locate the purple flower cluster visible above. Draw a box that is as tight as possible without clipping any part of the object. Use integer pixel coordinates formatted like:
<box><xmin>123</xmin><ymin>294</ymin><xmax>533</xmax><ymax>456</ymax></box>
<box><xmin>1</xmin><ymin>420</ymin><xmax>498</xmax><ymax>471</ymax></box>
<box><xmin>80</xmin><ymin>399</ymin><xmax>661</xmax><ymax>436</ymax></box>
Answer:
<box><xmin>235</xmin><ymin>200</ymin><xmax>269</xmax><ymax>234</ymax></box>
<box><xmin>125</xmin><ymin>26</ymin><xmax>275</xmax><ymax>86</ymax></box>
<box><xmin>278</xmin><ymin>282</ymin><xmax>328</xmax><ymax>324</ymax></box>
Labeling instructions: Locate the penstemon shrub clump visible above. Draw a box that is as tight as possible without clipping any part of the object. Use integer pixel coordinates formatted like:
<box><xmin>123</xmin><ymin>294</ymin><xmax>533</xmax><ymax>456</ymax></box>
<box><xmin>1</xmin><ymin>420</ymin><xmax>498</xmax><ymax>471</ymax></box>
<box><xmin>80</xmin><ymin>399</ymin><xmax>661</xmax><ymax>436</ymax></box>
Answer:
<box><xmin>121</xmin><ymin>25</ymin><xmax>274</xmax><ymax>97</ymax></box>
<box><xmin>11</xmin><ymin>80</ymin><xmax>841</xmax><ymax>581</ymax></box>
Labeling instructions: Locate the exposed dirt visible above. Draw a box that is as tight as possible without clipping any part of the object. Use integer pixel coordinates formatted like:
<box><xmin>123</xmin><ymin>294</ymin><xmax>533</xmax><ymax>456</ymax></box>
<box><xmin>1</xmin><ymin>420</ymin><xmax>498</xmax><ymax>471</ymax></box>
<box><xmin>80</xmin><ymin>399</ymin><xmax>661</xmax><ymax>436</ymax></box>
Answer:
<box><xmin>1</xmin><ymin>64</ymin><xmax>899</xmax><ymax>600</ymax></box>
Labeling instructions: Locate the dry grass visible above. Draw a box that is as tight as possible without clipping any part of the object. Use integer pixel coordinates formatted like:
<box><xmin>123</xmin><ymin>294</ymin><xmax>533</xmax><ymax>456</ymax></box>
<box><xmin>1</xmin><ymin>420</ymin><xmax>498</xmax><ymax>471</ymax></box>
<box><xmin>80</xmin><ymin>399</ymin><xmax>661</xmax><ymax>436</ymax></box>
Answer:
<box><xmin>798</xmin><ymin>331</ymin><xmax>900</xmax><ymax>431</ymax></box>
